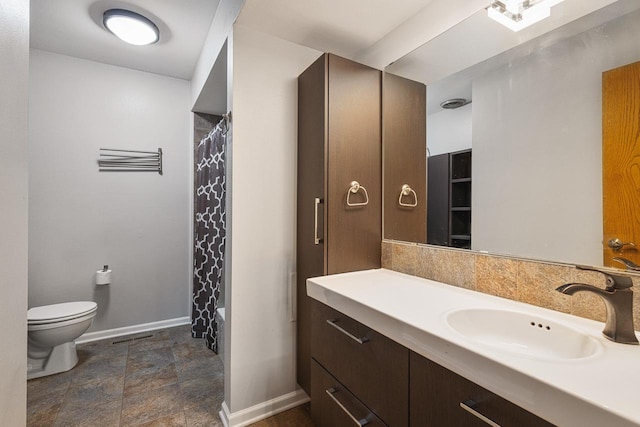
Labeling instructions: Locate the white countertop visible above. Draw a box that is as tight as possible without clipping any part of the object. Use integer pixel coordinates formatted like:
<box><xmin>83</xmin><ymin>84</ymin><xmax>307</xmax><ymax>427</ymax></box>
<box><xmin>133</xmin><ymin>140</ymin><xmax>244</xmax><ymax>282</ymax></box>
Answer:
<box><xmin>307</xmin><ymin>268</ymin><xmax>640</xmax><ymax>427</ymax></box>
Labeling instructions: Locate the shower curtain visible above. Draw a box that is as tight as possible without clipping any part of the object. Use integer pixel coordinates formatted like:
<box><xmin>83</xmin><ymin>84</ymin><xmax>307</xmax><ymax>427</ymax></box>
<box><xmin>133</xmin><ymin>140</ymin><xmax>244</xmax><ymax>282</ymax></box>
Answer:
<box><xmin>192</xmin><ymin>117</ymin><xmax>227</xmax><ymax>353</ymax></box>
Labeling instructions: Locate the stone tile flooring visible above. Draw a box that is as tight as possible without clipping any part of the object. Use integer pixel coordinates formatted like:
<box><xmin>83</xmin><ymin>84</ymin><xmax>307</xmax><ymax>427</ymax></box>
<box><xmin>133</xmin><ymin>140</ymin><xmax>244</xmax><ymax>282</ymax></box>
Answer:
<box><xmin>27</xmin><ymin>325</ymin><xmax>224</xmax><ymax>426</ymax></box>
<box><xmin>27</xmin><ymin>324</ymin><xmax>315</xmax><ymax>427</ymax></box>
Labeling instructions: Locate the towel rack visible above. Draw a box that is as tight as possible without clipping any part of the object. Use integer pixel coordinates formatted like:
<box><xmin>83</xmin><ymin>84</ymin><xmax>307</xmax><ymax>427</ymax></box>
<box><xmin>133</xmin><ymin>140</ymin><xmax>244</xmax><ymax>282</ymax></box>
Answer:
<box><xmin>98</xmin><ymin>148</ymin><xmax>163</xmax><ymax>175</ymax></box>
<box><xmin>398</xmin><ymin>184</ymin><xmax>418</xmax><ymax>207</ymax></box>
<box><xmin>346</xmin><ymin>181</ymin><xmax>369</xmax><ymax>207</ymax></box>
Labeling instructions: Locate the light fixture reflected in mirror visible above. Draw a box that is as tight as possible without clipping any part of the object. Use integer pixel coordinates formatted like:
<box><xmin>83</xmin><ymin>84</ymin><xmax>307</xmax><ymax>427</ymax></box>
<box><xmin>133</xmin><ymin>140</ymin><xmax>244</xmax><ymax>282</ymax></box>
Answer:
<box><xmin>488</xmin><ymin>0</ymin><xmax>564</xmax><ymax>32</ymax></box>
<box><xmin>103</xmin><ymin>9</ymin><xmax>159</xmax><ymax>45</ymax></box>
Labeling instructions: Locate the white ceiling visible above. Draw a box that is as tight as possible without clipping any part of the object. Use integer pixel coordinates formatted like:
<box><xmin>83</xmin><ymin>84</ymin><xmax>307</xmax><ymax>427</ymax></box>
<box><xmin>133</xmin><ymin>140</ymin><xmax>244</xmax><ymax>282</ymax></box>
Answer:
<box><xmin>30</xmin><ymin>0</ymin><xmax>220</xmax><ymax>80</ymax></box>
<box><xmin>235</xmin><ymin>0</ymin><xmax>433</xmax><ymax>60</ymax></box>
<box><xmin>30</xmin><ymin>0</ymin><xmax>444</xmax><ymax>81</ymax></box>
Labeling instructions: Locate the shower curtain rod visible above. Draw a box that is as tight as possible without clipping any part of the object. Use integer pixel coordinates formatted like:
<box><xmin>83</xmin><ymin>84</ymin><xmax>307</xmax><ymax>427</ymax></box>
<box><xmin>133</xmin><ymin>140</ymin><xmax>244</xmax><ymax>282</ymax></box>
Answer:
<box><xmin>221</xmin><ymin>112</ymin><xmax>231</xmax><ymax>135</ymax></box>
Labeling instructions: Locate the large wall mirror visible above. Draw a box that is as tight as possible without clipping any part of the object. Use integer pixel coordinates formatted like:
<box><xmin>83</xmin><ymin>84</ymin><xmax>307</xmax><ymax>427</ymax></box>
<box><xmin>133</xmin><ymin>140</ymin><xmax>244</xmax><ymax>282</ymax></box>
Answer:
<box><xmin>384</xmin><ymin>0</ymin><xmax>640</xmax><ymax>269</ymax></box>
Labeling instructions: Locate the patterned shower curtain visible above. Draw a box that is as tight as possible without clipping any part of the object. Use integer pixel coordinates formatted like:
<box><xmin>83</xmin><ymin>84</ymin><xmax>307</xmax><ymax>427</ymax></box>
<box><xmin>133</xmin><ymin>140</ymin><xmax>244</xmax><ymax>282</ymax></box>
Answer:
<box><xmin>192</xmin><ymin>118</ymin><xmax>227</xmax><ymax>352</ymax></box>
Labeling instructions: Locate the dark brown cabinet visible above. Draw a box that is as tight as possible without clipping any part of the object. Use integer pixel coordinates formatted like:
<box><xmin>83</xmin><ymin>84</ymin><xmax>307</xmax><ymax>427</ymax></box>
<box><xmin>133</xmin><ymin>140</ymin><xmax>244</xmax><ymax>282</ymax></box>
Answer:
<box><xmin>311</xmin><ymin>301</ymin><xmax>409</xmax><ymax>427</ymax></box>
<box><xmin>427</xmin><ymin>149</ymin><xmax>472</xmax><ymax>248</ymax></box>
<box><xmin>410</xmin><ymin>352</ymin><xmax>554</xmax><ymax>427</ymax></box>
<box><xmin>297</xmin><ymin>54</ymin><xmax>382</xmax><ymax>394</ymax></box>
<box><xmin>308</xmin><ymin>301</ymin><xmax>556</xmax><ymax>427</ymax></box>
<box><xmin>311</xmin><ymin>360</ymin><xmax>387</xmax><ymax>427</ymax></box>
<box><xmin>383</xmin><ymin>72</ymin><xmax>427</xmax><ymax>243</ymax></box>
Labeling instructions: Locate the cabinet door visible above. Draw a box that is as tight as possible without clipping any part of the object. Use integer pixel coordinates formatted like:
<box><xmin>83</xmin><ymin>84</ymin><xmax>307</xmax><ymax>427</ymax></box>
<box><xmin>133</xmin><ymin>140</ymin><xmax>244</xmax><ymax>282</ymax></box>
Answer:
<box><xmin>297</xmin><ymin>53</ymin><xmax>328</xmax><ymax>394</ymax></box>
<box><xmin>427</xmin><ymin>153</ymin><xmax>449</xmax><ymax>246</ymax></box>
<box><xmin>326</xmin><ymin>54</ymin><xmax>382</xmax><ymax>274</ymax></box>
<box><xmin>312</xmin><ymin>301</ymin><xmax>409</xmax><ymax>426</ymax></box>
<box><xmin>410</xmin><ymin>352</ymin><xmax>555</xmax><ymax>427</ymax></box>
<box><xmin>311</xmin><ymin>360</ymin><xmax>387</xmax><ymax>427</ymax></box>
<box><xmin>383</xmin><ymin>72</ymin><xmax>426</xmax><ymax>243</ymax></box>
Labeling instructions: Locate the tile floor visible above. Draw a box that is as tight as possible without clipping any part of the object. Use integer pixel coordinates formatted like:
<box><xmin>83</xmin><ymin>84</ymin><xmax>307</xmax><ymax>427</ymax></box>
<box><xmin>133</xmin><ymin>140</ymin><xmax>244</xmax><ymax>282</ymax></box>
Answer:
<box><xmin>27</xmin><ymin>325</ymin><xmax>315</xmax><ymax>427</ymax></box>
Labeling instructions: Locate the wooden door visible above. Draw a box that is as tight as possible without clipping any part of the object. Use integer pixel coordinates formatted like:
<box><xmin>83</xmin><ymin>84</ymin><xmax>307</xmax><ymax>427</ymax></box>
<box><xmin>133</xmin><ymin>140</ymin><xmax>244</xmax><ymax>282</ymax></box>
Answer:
<box><xmin>603</xmin><ymin>61</ymin><xmax>640</xmax><ymax>267</ymax></box>
<box><xmin>383</xmin><ymin>72</ymin><xmax>427</xmax><ymax>242</ymax></box>
<box><xmin>326</xmin><ymin>54</ymin><xmax>382</xmax><ymax>274</ymax></box>
<box><xmin>297</xmin><ymin>53</ymin><xmax>327</xmax><ymax>395</ymax></box>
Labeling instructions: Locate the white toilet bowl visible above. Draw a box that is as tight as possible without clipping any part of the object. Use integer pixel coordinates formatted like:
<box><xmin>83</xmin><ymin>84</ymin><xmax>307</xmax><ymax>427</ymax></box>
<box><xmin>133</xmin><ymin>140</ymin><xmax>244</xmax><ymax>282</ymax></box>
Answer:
<box><xmin>27</xmin><ymin>301</ymin><xmax>97</xmax><ymax>380</ymax></box>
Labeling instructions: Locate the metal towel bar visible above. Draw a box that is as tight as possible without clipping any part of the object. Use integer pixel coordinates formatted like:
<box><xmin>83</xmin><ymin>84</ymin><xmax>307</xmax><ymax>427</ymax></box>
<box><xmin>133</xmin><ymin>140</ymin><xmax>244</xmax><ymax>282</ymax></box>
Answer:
<box><xmin>98</xmin><ymin>148</ymin><xmax>163</xmax><ymax>175</ymax></box>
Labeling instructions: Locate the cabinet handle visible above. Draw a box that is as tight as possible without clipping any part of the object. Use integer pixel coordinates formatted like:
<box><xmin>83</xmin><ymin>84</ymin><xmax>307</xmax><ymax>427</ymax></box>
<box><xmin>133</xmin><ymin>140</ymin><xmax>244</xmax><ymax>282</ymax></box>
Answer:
<box><xmin>326</xmin><ymin>388</ymin><xmax>369</xmax><ymax>426</ymax></box>
<box><xmin>326</xmin><ymin>319</ymin><xmax>369</xmax><ymax>344</ymax></box>
<box><xmin>398</xmin><ymin>184</ymin><xmax>418</xmax><ymax>207</ymax></box>
<box><xmin>460</xmin><ymin>400</ymin><xmax>502</xmax><ymax>427</ymax></box>
<box><xmin>314</xmin><ymin>197</ymin><xmax>323</xmax><ymax>244</ymax></box>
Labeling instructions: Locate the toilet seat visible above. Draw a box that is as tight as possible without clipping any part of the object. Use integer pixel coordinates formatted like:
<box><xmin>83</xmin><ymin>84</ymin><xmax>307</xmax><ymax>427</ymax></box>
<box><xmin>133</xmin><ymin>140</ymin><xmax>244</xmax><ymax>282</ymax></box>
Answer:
<box><xmin>28</xmin><ymin>302</ymin><xmax>97</xmax><ymax>325</ymax></box>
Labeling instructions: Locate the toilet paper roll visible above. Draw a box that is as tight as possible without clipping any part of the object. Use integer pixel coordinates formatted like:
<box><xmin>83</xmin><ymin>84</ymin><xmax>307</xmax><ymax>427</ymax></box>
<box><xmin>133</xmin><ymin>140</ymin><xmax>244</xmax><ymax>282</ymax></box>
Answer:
<box><xmin>96</xmin><ymin>270</ymin><xmax>112</xmax><ymax>285</ymax></box>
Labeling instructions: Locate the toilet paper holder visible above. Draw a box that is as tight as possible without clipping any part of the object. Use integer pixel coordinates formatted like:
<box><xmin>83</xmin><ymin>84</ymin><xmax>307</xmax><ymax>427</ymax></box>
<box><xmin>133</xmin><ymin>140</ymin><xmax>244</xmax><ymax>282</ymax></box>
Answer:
<box><xmin>96</xmin><ymin>265</ymin><xmax>112</xmax><ymax>285</ymax></box>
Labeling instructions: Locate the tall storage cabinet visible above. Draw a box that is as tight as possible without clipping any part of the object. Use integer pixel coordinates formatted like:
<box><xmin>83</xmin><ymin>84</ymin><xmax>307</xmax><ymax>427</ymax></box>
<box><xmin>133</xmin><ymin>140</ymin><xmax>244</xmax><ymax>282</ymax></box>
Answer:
<box><xmin>427</xmin><ymin>149</ymin><xmax>472</xmax><ymax>248</ymax></box>
<box><xmin>297</xmin><ymin>53</ymin><xmax>382</xmax><ymax>394</ymax></box>
<box><xmin>383</xmin><ymin>72</ymin><xmax>427</xmax><ymax>243</ymax></box>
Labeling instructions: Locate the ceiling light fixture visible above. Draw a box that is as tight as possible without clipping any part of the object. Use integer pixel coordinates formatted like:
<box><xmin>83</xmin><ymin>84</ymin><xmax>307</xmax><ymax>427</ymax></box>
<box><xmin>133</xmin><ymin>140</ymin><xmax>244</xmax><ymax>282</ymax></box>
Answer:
<box><xmin>103</xmin><ymin>9</ymin><xmax>159</xmax><ymax>46</ymax></box>
<box><xmin>487</xmin><ymin>0</ymin><xmax>564</xmax><ymax>32</ymax></box>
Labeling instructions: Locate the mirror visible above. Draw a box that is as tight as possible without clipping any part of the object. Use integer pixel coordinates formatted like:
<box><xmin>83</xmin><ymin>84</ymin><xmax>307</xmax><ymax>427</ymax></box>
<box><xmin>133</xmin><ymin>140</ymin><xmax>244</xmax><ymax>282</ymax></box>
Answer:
<box><xmin>384</xmin><ymin>0</ymin><xmax>640</xmax><ymax>268</ymax></box>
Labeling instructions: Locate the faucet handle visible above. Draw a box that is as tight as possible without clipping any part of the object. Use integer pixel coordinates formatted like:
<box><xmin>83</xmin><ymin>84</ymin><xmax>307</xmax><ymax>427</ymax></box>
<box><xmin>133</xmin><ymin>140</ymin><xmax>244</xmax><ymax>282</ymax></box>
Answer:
<box><xmin>575</xmin><ymin>265</ymin><xmax>633</xmax><ymax>290</ymax></box>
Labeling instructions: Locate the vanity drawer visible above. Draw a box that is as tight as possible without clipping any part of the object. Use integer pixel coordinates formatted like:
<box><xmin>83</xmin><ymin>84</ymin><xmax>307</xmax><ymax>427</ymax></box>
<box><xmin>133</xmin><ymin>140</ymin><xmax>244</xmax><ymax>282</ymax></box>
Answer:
<box><xmin>410</xmin><ymin>352</ymin><xmax>555</xmax><ymax>427</ymax></box>
<box><xmin>311</xmin><ymin>359</ymin><xmax>387</xmax><ymax>427</ymax></box>
<box><xmin>311</xmin><ymin>300</ymin><xmax>409</xmax><ymax>426</ymax></box>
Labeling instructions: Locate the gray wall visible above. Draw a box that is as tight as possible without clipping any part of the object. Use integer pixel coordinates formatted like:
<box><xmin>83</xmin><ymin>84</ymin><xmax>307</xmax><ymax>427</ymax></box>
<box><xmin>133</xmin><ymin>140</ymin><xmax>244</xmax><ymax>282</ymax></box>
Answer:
<box><xmin>472</xmin><ymin>11</ymin><xmax>640</xmax><ymax>265</ymax></box>
<box><xmin>28</xmin><ymin>49</ymin><xmax>191</xmax><ymax>332</ymax></box>
<box><xmin>0</xmin><ymin>0</ymin><xmax>28</xmax><ymax>423</ymax></box>
<box><xmin>427</xmin><ymin>103</ymin><xmax>472</xmax><ymax>156</ymax></box>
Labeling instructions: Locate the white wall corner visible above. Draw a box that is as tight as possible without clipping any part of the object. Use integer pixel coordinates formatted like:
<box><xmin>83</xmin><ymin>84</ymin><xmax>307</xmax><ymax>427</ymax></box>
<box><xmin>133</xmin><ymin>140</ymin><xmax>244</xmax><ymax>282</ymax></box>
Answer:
<box><xmin>191</xmin><ymin>0</ymin><xmax>245</xmax><ymax>107</ymax></box>
<box><xmin>0</xmin><ymin>0</ymin><xmax>29</xmax><ymax>425</ymax></box>
<box><xmin>220</xmin><ymin>390</ymin><xmax>309</xmax><ymax>427</ymax></box>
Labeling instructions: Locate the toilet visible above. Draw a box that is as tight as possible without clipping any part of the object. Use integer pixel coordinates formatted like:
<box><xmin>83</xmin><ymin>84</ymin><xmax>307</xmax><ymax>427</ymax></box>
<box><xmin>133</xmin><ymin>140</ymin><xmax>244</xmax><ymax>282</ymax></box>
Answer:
<box><xmin>27</xmin><ymin>301</ymin><xmax>97</xmax><ymax>380</ymax></box>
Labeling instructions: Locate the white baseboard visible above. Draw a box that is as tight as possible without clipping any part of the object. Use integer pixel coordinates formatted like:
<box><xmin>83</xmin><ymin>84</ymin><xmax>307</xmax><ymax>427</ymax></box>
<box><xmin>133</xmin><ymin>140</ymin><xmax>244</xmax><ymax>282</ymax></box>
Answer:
<box><xmin>219</xmin><ymin>389</ymin><xmax>310</xmax><ymax>427</ymax></box>
<box><xmin>76</xmin><ymin>316</ymin><xmax>191</xmax><ymax>344</ymax></box>
<box><xmin>219</xmin><ymin>401</ymin><xmax>231</xmax><ymax>427</ymax></box>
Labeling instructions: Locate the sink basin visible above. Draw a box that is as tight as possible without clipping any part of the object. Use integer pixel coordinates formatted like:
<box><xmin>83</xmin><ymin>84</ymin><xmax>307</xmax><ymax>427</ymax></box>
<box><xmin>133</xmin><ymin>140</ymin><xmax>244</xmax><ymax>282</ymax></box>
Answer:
<box><xmin>445</xmin><ymin>308</ymin><xmax>602</xmax><ymax>361</ymax></box>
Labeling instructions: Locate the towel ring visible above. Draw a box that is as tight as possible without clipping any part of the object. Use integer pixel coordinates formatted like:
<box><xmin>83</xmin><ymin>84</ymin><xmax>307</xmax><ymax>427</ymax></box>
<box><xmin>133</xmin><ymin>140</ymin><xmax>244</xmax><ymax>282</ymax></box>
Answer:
<box><xmin>398</xmin><ymin>184</ymin><xmax>418</xmax><ymax>207</ymax></box>
<box><xmin>346</xmin><ymin>181</ymin><xmax>369</xmax><ymax>207</ymax></box>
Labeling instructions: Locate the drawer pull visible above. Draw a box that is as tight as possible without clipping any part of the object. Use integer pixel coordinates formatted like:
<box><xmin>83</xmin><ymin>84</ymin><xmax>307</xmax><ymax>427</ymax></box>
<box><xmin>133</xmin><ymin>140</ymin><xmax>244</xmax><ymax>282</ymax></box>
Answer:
<box><xmin>326</xmin><ymin>319</ymin><xmax>369</xmax><ymax>344</ymax></box>
<box><xmin>460</xmin><ymin>400</ymin><xmax>501</xmax><ymax>427</ymax></box>
<box><xmin>314</xmin><ymin>197</ymin><xmax>323</xmax><ymax>244</ymax></box>
<box><xmin>326</xmin><ymin>387</ymin><xmax>369</xmax><ymax>426</ymax></box>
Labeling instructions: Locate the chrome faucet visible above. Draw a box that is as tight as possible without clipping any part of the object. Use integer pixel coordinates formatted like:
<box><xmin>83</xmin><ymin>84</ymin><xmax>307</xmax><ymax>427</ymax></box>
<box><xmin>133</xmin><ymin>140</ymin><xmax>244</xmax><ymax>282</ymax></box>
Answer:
<box><xmin>556</xmin><ymin>266</ymin><xmax>638</xmax><ymax>345</ymax></box>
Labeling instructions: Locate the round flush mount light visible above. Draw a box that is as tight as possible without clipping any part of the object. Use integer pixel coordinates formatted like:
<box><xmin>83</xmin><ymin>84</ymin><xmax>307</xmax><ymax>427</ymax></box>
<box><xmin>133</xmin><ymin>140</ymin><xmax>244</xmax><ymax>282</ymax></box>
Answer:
<box><xmin>440</xmin><ymin>98</ymin><xmax>471</xmax><ymax>109</ymax></box>
<box><xmin>103</xmin><ymin>9</ymin><xmax>159</xmax><ymax>46</ymax></box>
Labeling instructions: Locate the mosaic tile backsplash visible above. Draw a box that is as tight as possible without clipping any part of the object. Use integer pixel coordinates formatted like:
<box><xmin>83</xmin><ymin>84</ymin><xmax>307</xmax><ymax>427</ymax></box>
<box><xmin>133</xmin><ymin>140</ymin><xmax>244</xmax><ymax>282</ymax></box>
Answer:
<box><xmin>382</xmin><ymin>240</ymin><xmax>640</xmax><ymax>330</ymax></box>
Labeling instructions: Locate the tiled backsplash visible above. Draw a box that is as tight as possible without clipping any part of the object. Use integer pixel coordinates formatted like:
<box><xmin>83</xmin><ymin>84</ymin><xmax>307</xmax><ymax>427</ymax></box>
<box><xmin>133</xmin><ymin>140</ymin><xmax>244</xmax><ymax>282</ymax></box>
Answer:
<box><xmin>382</xmin><ymin>240</ymin><xmax>640</xmax><ymax>330</ymax></box>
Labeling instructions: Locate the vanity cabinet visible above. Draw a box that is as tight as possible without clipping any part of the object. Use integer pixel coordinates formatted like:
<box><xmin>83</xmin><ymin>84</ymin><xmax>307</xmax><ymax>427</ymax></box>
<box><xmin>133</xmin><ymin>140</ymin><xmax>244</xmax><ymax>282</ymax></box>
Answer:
<box><xmin>297</xmin><ymin>53</ymin><xmax>382</xmax><ymax>394</ymax></box>
<box><xmin>311</xmin><ymin>360</ymin><xmax>387</xmax><ymax>427</ymax></box>
<box><xmin>311</xmin><ymin>300</ymin><xmax>409</xmax><ymax>426</ymax></box>
<box><xmin>309</xmin><ymin>300</ymin><xmax>555</xmax><ymax>427</ymax></box>
<box><xmin>410</xmin><ymin>352</ymin><xmax>554</xmax><ymax>427</ymax></box>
